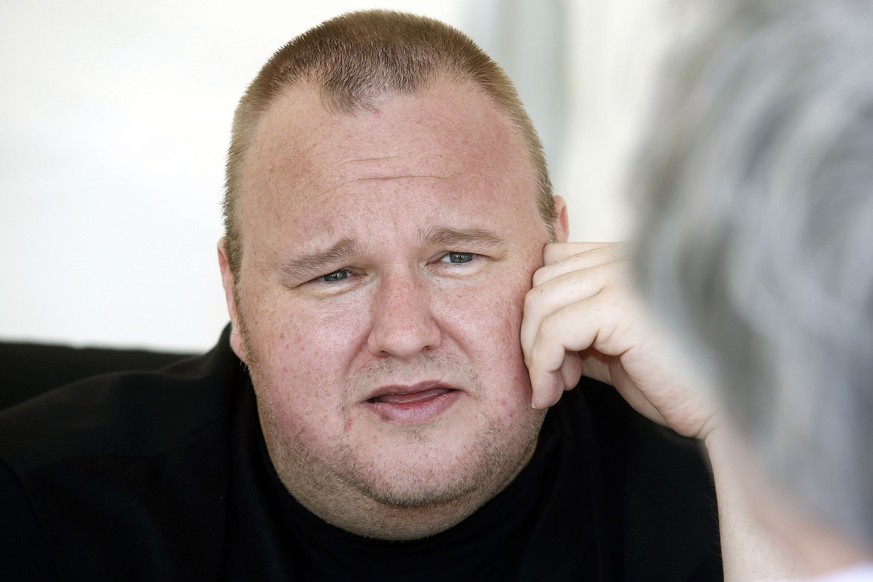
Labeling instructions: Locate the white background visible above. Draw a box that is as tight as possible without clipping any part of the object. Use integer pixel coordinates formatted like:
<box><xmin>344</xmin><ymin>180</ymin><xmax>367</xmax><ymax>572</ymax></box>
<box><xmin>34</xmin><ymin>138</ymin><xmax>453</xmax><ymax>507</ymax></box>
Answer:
<box><xmin>0</xmin><ymin>0</ymin><xmax>676</xmax><ymax>351</ymax></box>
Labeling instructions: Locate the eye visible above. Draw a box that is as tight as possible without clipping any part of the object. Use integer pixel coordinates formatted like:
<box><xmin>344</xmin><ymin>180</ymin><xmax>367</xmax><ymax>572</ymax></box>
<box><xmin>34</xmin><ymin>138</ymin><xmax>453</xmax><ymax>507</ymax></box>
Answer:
<box><xmin>441</xmin><ymin>252</ymin><xmax>475</xmax><ymax>264</ymax></box>
<box><xmin>320</xmin><ymin>269</ymin><xmax>350</xmax><ymax>283</ymax></box>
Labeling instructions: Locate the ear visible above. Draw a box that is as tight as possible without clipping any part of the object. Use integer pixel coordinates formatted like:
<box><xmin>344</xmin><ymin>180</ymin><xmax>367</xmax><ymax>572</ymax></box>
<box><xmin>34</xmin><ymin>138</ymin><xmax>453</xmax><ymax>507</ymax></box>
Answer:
<box><xmin>552</xmin><ymin>195</ymin><xmax>570</xmax><ymax>243</ymax></box>
<box><xmin>217</xmin><ymin>238</ymin><xmax>248</xmax><ymax>363</ymax></box>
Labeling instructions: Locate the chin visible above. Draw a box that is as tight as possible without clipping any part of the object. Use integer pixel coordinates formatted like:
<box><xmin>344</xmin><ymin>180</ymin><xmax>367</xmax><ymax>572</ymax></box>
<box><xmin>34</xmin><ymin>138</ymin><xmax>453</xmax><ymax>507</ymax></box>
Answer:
<box><xmin>347</xmin><ymin>412</ymin><xmax>545</xmax><ymax>510</ymax></box>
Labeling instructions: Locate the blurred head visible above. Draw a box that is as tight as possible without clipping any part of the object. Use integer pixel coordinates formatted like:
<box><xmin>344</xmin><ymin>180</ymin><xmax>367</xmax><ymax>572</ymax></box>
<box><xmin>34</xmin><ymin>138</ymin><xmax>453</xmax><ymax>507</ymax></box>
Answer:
<box><xmin>633</xmin><ymin>0</ymin><xmax>873</xmax><ymax>552</ymax></box>
<box><xmin>217</xmin><ymin>10</ymin><xmax>568</xmax><ymax>540</ymax></box>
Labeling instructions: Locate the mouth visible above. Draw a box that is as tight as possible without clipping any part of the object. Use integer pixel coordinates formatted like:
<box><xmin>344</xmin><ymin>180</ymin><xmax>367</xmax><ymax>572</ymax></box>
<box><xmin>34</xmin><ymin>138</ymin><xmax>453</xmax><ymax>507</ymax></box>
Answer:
<box><xmin>364</xmin><ymin>383</ymin><xmax>462</xmax><ymax>425</ymax></box>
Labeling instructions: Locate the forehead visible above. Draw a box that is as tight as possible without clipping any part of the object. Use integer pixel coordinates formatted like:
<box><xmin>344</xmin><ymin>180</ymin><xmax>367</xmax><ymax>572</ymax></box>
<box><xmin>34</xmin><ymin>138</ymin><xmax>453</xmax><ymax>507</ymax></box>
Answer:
<box><xmin>236</xmin><ymin>78</ymin><xmax>540</xmax><ymax>250</ymax></box>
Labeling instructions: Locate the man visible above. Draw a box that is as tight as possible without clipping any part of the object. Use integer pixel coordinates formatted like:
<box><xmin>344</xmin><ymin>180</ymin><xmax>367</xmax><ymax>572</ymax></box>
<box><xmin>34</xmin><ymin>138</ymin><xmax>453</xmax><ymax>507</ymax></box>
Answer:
<box><xmin>632</xmin><ymin>0</ymin><xmax>873</xmax><ymax>579</ymax></box>
<box><xmin>2</xmin><ymin>11</ymin><xmax>721</xmax><ymax>580</ymax></box>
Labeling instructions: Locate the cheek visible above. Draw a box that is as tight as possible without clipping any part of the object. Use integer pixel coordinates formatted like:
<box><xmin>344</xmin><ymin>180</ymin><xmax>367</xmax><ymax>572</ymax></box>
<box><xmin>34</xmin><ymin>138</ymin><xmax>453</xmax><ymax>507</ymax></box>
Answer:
<box><xmin>442</xmin><ymin>277</ymin><xmax>531</xmax><ymax>383</ymax></box>
<box><xmin>248</xmin><ymin>299</ymin><xmax>372</xmax><ymax>446</ymax></box>
<box><xmin>243</xmin><ymin>288</ymin><xmax>372</xmax><ymax>392</ymax></box>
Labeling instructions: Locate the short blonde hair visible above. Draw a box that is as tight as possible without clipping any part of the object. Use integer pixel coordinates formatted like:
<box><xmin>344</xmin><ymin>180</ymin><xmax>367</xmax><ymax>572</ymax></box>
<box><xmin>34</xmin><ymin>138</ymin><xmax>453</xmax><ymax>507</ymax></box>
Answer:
<box><xmin>223</xmin><ymin>10</ymin><xmax>554</xmax><ymax>277</ymax></box>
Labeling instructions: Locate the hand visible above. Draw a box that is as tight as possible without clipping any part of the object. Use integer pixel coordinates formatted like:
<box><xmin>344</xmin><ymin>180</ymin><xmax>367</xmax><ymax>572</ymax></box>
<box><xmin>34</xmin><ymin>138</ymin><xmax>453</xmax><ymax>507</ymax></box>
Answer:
<box><xmin>520</xmin><ymin>242</ymin><xmax>719</xmax><ymax>439</ymax></box>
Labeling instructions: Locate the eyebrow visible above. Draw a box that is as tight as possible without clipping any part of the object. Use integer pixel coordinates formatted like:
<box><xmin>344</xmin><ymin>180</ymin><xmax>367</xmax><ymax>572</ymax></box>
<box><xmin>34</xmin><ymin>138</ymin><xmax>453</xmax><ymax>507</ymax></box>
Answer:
<box><xmin>421</xmin><ymin>226</ymin><xmax>506</xmax><ymax>248</ymax></box>
<box><xmin>279</xmin><ymin>238</ymin><xmax>361</xmax><ymax>280</ymax></box>
<box><xmin>278</xmin><ymin>227</ymin><xmax>506</xmax><ymax>280</ymax></box>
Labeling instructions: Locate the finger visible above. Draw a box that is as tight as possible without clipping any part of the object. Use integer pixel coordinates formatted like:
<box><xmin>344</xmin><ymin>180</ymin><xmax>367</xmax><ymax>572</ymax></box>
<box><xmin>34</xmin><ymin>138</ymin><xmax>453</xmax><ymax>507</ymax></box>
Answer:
<box><xmin>521</xmin><ymin>262</ymin><xmax>619</xmax><ymax>360</ymax></box>
<box><xmin>531</xmin><ymin>351</ymin><xmax>583</xmax><ymax>410</ymax></box>
<box><xmin>530</xmin><ymin>368</ymin><xmax>565</xmax><ymax>410</ymax></box>
<box><xmin>542</xmin><ymin>241</ymin><xmax>625</xmax><ymax>266</ymax></box>
<box><xmin>560</xmin><ymin>351</ymin><xmax>583</xmax><ymax>393</ymax></box>
<box><xmin>527</xmin><ymin>295</ymin><xmax>607</xmax><ymax>408</ymax></box>
<box><xmin>576</xmin><ymin>347</ymin><xmax>613</xmax><ymax>386</ymax></box>
<box><xmin>535</xmin><ymin>243</ymin><xmax>628</xmax><ymax>287</ymax></box>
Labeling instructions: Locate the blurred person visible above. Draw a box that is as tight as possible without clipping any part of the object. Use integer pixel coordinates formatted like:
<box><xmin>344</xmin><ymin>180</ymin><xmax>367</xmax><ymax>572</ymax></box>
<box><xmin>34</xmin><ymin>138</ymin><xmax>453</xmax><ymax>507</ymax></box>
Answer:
<box><xmin>632</xmin><ymin>0</ymin><xmax>873</xmax><ymax>580</ymax></box>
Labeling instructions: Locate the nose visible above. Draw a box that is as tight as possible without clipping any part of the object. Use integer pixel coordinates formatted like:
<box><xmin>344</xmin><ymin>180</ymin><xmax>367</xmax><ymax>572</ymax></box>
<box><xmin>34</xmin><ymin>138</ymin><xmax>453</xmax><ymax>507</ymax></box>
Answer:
<box><xmin>367</xmin><ymin>273</ymin><xmax>441</xmax><ymax>359</ymax></box>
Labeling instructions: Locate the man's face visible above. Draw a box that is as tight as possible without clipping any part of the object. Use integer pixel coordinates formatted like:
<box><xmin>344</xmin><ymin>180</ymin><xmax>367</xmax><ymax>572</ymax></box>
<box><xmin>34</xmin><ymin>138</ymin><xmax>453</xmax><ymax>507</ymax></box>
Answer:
<box><xmin>221</xmin><ymin>78</ymin><xmax>565</xmax><ymax>536</ymax></box>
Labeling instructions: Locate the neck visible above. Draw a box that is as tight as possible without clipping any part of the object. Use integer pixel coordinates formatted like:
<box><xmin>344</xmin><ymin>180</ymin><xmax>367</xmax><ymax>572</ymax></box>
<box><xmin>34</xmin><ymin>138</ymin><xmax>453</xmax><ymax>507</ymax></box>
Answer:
<box><xmin>297</xmin><ymin>491</ymin><xmax>484</xmax><ymax>540</ymax></box>
<box><xmin>277</xmin><ymin>438</ymin><xmax>539</xmax><ymax>541</ymax></box>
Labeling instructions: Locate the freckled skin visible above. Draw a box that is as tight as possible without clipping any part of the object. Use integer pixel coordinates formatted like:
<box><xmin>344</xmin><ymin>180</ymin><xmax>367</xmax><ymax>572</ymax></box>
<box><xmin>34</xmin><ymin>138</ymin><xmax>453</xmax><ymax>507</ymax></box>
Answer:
<box><xmin>218</xmin><ymin>77</ymin><xmax>567</xmax><ymax>540</ymax></box>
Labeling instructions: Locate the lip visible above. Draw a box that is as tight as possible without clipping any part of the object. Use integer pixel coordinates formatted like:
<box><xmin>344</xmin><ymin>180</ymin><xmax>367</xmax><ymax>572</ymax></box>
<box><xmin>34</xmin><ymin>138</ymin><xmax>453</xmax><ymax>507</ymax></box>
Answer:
<box><xmin>364</xmin><ymin>382</ymin><xmax>462</xmax><ymax>425</ymax></box>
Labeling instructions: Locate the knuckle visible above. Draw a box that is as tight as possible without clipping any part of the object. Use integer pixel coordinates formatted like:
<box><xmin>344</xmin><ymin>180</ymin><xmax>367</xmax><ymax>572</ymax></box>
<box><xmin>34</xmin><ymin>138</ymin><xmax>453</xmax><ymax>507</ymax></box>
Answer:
<box><xmin>542</xmin><ymin>243</ymin><xmax>560</xmax><ymax>264</ymax></box>
<box><xmin>538</xmin><ymin>312</ymin><xmax>559</xmax><ymax>337</ymax></box>
<box><xmin>531</xmin><ymin>266</ymin><xmax>548</xmax><ymax>288</ymax></box>
<box><xmin>523</xmin><ymin>286</ymin><xmax>542</xmax><ymax>312</ymax></box>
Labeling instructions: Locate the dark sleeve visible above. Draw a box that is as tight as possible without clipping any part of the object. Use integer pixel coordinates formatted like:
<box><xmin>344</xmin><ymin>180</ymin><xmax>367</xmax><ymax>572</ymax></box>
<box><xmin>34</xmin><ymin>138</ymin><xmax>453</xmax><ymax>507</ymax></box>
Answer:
<box><xmin>0</xmin><ymin>460</ymin><xmax>59</xmax><ymax>581</ymax></box>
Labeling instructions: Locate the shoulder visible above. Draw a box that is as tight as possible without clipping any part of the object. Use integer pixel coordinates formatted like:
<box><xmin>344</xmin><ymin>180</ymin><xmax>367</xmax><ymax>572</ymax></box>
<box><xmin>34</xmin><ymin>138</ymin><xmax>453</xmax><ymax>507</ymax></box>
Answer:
<box><xmin>0</xmin><ymin>331</ymin><xmax>247</xmax><ymax>579</ymax></box>
<box><xmin>549</xmin><ymin>378</ymin><xmax>722</xmax><ymax>580</ymax></box>
<box><xmin>0</xmin><ymin>460</ymin><xmax>59</xmax><ymax>580</ymax></box>
<box><xmin>0</xmin><ymin>330</ymin><xmax>244</xmax><ymax>471</ymax></box>
<box><xmin>551</xmin><ymin>376</ymin><xmax>710</xmax><ymax>476</ymax></box>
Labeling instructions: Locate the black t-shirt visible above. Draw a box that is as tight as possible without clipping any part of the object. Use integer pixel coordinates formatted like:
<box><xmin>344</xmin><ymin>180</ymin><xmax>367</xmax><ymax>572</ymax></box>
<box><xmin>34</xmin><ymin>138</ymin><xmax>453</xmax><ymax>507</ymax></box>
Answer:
<box><xmin>0</xmin><ymin>329</ymin><xmax>722</xmax><ymax>581</ymax></box>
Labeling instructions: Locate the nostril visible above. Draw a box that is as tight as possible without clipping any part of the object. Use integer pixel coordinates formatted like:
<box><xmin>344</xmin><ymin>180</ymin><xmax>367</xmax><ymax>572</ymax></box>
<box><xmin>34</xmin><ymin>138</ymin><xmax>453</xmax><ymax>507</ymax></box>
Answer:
<box><xmin>366</xmin><ymin>276</ymin><xmax>441</xmax><ymax>358</ymax></box>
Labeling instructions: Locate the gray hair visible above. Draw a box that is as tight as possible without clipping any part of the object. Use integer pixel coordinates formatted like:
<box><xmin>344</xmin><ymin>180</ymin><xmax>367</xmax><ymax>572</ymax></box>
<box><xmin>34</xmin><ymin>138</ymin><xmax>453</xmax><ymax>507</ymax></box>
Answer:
<box><xmin>632</xmin><ymin>0</ymin><xmax>873</xmax><ymax>549</ymax></box>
